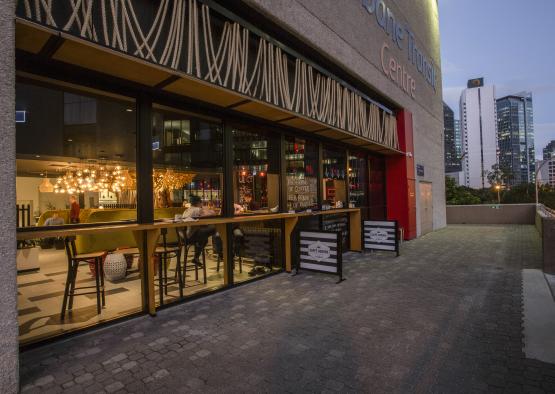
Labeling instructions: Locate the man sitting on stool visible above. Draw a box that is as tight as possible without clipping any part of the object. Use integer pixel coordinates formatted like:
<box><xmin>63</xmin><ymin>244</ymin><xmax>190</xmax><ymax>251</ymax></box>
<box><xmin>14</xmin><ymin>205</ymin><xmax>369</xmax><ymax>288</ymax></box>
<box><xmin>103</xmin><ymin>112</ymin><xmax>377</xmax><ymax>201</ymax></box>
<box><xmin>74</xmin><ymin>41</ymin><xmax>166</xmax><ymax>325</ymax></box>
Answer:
<box><xmin>182</xmin><ymin>195</ymin><xmax>216</xmax><ymax>266</ymax></box>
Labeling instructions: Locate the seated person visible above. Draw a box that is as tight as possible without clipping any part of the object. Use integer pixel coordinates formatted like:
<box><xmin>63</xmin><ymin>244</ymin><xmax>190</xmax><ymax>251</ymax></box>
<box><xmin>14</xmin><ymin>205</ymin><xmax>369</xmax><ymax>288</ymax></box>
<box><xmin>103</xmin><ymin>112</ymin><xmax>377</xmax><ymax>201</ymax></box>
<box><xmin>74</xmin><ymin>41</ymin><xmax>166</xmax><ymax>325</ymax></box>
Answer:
<box><xmin>243</xmin><ymin>194</ymin><xmax>261</xmax><ymax>211</ymax></box>
<box><xmin>44</xmin><ymin>212</ymin><xmax>65</xmax><ymax>226</ymax></box>
<box><xmin>182</xmin><ymin>195</ymin><xmax>216</xmax><ymax>266</ymax></box>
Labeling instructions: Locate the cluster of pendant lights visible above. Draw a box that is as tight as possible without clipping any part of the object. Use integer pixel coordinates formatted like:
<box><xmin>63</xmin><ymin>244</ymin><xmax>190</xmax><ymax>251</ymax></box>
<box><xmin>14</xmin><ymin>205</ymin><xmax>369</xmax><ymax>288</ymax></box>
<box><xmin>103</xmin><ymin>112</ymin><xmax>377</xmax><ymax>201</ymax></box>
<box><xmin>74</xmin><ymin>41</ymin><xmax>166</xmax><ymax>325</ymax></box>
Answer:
<box><xmin>54</xmin><ymin>165</ymin><xmax>128</xmax><ymax>194</ymax></box>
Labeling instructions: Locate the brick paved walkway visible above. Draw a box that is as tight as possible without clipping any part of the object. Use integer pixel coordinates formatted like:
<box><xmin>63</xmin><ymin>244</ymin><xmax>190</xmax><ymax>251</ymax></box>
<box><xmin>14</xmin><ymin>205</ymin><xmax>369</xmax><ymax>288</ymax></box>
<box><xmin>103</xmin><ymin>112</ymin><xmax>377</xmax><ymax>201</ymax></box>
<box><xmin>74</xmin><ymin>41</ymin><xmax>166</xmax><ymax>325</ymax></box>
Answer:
<box><xmin>20</xmin><ymin>225</ymin><xmax>555</xmax><ymax>393</ymax></box>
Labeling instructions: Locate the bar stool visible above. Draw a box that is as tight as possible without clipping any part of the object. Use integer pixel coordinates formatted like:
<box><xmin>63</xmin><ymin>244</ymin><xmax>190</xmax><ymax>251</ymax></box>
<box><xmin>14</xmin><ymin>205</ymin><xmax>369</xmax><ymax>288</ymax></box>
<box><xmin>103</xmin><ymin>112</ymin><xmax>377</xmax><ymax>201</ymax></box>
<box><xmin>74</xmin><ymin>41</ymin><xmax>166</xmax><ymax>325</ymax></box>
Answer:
<box><xmin>214</xmin><ymin>232</ymin><xmax>243</xmax><ymax>273</ymax></box>
<box><xmin>176</xmin><ymin>228</ymin><xmax>208</xmax><ymax>285</ymax></box>
<box><xmin>154</xmin><ymin>228</ymin><xmax>183</xmax><ymax>306</ymax></box>
<box><xmin>61</xmin><ymin>237</ymin><xmax>107</xmax><ymax>320</ymax></box>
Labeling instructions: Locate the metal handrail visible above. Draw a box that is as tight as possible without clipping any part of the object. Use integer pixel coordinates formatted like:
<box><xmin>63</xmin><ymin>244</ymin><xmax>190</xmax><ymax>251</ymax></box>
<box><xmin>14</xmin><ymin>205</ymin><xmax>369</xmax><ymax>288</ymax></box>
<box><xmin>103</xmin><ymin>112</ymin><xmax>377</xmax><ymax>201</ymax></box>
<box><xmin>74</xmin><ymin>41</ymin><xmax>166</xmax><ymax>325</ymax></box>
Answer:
<box><xmin>537</xmin><ymin>204</ymin><xmax>555</xmax><ymax>218</ymax></box>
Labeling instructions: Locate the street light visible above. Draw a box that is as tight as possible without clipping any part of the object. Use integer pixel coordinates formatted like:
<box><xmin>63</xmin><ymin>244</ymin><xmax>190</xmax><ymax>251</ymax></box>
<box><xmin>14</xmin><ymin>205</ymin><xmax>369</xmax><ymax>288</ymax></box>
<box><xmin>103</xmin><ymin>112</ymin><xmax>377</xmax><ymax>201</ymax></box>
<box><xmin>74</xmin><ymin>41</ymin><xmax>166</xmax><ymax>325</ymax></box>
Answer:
<box><xmin>495</xmin><ymin>184</ymin><xmax>501</xmax><ymax>204</ymax></box>
<box><xmin>535</xmin><ymin>160</ymin><xmax>550</xmax><ymax>206</ymax></box>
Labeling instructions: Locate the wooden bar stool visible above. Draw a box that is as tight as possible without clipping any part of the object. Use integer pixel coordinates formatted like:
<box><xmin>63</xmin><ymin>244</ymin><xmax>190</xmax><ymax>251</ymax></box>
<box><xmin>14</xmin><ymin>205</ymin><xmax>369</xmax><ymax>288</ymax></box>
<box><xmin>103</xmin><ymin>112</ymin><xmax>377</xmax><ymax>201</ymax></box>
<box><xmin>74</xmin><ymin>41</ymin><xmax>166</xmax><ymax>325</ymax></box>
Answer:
<box><xmin>176</xmin><ymin>228</ymin><xmax>208</xmax><ymax>286</ymax></box>
<box><xmin>155</xmin><ymin>228</ymin><xmax>182</xmax><ymax>306</ymax></box>
<box><xmin>61</xmin><ymin>237</ymin><xmax>107</xmax><ymax>320</ymax></box>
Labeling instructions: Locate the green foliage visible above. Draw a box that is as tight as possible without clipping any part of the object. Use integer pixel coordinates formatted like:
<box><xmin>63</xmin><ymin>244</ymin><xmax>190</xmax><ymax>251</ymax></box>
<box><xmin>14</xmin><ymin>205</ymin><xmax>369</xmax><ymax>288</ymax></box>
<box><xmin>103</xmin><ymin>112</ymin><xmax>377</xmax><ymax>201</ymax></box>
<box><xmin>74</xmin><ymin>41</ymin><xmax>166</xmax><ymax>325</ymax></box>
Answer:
<box><xmin>445</xmin><ymin>176</ymin><xmax>481</xmax><ymax>205</ymax></box>
<box><xmin>445</xmin><ymin>176</ymin><xmax>555</xmax><ymax>209</ymax></box>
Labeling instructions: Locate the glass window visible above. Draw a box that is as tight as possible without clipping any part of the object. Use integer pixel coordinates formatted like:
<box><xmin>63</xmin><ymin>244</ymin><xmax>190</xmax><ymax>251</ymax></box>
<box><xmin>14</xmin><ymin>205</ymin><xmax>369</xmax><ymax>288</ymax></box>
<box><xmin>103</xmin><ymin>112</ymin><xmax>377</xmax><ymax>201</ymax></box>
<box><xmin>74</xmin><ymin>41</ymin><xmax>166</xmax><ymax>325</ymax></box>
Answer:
<box><xmin>15</xmin><ymin>81</ymin><xmax>137</xmax><ymax>228</ymax></box>
<box><xmin>322</xmin><ymin>146</ymin><xmax>347</xmax><ymax>209</ymax></box>
<box><xmin>232</xmin><ymin>219</ymin><xmax>283</xmax><ymax>284</ymax></box>
<box><xmin>15</xmin><ymin>79</ymin><xmax>141</xmax><ymax>345</ymax></box>
<box><xmin>151</xmin><ymin>105</ymin><xmax>224</xmax><ymax>307</ymax></box>
<box><xmin>285</xmin><ymin>137</ymin><xmax>318</xmax><ymax>211</ymax></box>
<box><xmin>369</xmin><ymin>155</ymin><xmax>386</xmax><ymax>220</ymax></box>
<box><xmin>152</xmin><ymin>105</ymin><xmax>223</xmax><ymax>216</ymax></box>
<box><xmin>348</xmin><ymin>153</ymin><xmax>368</xmax><ymax>209</ymax></box>
<box><xmin>232</xmin><ymin>127</ymin><xmax>280</xmax><ymax>215</ymax></box>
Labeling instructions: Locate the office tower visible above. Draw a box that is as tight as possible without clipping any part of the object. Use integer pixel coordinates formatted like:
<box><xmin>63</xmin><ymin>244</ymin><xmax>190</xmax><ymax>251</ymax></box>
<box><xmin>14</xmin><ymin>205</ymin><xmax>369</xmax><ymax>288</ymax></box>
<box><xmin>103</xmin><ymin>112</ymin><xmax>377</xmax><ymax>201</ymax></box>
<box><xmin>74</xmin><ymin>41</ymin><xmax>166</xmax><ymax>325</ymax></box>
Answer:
<box><xmin>460</xmin><ymin>78</ymin><xmax>498</xmax><ymax>188</ymax></box>
<box><xmin>496</xmin><ymin>92</ymin><xmax>535</xmax><ymax>185</ymax></box>
<box><xmin>443</xmin><ymin>102</ymin><xmax>461</xmax><ymax>173</ymax></box>
<box><xmin>543</xmin><ymin>140</ymin><xmax>555</xmax><ymax>160</ymax></box>
<box><xmin>454</xmin><ymin>120</ymin><xmax>462</xmax><ymax>159</ymax></box>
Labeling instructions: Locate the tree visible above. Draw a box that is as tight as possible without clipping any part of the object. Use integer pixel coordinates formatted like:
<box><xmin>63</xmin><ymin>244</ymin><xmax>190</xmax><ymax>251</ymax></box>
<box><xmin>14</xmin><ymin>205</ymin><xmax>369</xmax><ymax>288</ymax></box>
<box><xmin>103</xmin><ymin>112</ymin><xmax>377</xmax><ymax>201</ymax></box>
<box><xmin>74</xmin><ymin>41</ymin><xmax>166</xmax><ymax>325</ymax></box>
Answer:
<box><xmin>486</xmin><ymin>163</ymin><xmax>512</xmax><ymax>187</ymax></box>
<box><xmin>445</xmin><ymin>176</ymin><xmax>481</xmax><ymax>205</ymax></box>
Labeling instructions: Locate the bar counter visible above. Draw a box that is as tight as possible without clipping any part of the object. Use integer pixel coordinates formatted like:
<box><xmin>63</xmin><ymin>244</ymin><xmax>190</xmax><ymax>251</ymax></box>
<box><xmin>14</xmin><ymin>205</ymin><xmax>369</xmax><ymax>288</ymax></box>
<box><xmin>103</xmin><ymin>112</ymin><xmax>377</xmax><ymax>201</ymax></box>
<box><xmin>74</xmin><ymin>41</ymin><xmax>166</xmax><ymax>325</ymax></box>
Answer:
<box><xmin>17</xmin><ymin>208</ymin><xmax>361</xmax><ymax>315</ymax></box>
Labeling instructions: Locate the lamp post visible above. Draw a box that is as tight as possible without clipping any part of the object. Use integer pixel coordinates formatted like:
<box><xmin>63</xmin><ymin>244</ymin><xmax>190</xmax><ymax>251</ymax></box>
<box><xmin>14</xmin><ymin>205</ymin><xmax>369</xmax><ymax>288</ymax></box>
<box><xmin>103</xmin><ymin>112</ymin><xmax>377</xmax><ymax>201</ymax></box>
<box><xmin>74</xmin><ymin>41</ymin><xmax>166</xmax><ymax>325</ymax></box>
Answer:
<box><xmin>535</xmin><ymin>160</ymin><xmax>549</xmax><ymax>206</ymax></box>
<box><xmin>495</xmin><ymin>184</ymin><xmax>501</xmax><ymax>204</ymax></box>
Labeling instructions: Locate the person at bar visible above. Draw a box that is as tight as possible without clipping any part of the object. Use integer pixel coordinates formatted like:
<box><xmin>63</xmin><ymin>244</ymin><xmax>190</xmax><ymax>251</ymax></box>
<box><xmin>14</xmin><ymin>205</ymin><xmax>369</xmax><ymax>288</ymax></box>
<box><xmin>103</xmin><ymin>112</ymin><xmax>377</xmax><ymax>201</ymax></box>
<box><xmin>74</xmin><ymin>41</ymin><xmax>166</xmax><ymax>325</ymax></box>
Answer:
<box><xmin>182</xmin><ymin>195</ymin><xmax>216</xmax><ymax>266</ymax></box>
<box><xmin>69</xmin><ymin>195</ymin><xmax>80</xmax><ymax>224</ymax></box>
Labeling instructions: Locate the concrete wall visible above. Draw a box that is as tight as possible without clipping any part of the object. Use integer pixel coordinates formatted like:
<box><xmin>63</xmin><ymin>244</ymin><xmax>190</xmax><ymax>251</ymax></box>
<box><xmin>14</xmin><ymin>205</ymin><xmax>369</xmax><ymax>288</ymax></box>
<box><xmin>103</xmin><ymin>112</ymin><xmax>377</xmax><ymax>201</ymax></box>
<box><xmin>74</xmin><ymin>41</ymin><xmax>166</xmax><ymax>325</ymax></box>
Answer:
<box><xmin>536</xmin><ymin>210</ymin><xmax>555</xmax><ymax>274</ymax></box>
<box><xmin>446</xmin><ymin>204</ymin><xmax>536</xmax><ymax>225</ymax></box>
<box><xmin>0</xmin><ymin>0</ymin><xmax>19</xmax><ymax>392</ymax></box>
<box><xmin>241</xmin><ymin>0</ymin><xmax>446</xmax><ymax>236</ymax></box>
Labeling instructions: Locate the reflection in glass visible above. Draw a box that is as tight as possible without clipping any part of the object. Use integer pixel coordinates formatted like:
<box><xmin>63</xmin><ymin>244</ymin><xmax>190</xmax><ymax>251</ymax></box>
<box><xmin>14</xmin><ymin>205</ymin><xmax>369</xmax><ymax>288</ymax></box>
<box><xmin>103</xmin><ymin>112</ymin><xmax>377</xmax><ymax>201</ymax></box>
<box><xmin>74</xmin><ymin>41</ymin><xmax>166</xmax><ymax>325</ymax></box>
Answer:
<box><xmin>348</xmin><ymin>153</ymin><xmax>368</xmax><ymax>209</ymax></box>
<box><xmin>15</xmin><ymin>81</ymin><xmax>137</xmax><ymax>228</ymax></box>
<box><xmin>369</xmin><ymin>155</ymin><xmax>387</xmax><ymax>220</ymax></box>
<box><xmin>15</xmin><ymin>79</ymin><xmax>143</xmax><ymax>344</ymax></box>
<box><xmin>285</xmin><ymin>137</ymin><xmax>318</xmax><ymax>211</ymax></box>
<box><xmin>232</xmin><ymin>128</ymin><xmax>280</xmax><ymax>215</ymax></box>
<box><xmin>152</xmin><ymin>105</ymin><xmax>223</xmax><ymax>214</ymax></box>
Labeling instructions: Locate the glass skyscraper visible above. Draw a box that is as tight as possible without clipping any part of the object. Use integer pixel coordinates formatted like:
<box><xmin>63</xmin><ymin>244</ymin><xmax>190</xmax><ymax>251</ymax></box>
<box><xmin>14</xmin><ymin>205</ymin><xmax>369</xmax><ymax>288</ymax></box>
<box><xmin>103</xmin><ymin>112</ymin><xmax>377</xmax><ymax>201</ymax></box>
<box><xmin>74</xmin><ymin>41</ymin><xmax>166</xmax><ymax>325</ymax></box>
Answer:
<box><xmin>496</xmin><ymin>92</ymin><xmax>535</xmax><ymax>185</ymax></box>
<box><xmin>443</xmin><ymin>102</ymin><xmax>461</xmax><ymax>173</ymax></box>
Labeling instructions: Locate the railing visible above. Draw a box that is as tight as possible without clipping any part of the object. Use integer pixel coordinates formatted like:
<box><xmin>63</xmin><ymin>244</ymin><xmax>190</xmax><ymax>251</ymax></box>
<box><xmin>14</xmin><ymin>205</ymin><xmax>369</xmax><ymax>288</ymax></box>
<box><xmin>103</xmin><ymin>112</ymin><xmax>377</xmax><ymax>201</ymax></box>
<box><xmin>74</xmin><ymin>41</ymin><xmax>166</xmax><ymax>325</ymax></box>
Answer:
<box><xmin>537</xmin><ymin>204</ymin><xmax>555</xmax><ymax>218</ymax></box>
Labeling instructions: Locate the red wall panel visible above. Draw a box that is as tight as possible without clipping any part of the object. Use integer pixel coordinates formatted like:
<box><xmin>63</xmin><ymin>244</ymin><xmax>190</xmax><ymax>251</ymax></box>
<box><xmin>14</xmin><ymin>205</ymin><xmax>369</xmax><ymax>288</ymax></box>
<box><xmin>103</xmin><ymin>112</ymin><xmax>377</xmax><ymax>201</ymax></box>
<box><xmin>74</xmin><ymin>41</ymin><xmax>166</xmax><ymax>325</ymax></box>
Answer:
<box><xmin>386</xmin><ymin>110</ymin><xmax>417</xmax><ymax>240</ymax></box>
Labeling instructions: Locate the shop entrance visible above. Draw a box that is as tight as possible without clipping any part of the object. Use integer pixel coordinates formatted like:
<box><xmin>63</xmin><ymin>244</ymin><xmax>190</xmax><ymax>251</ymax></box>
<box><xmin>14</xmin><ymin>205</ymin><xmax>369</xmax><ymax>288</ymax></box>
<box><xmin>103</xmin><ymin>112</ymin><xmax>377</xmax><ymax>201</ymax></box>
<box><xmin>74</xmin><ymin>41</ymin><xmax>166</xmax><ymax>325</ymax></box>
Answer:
<box><xmin>419</xmin><ymin>182</ymin><xmax>433</xmax><ymax>235</ymax></box>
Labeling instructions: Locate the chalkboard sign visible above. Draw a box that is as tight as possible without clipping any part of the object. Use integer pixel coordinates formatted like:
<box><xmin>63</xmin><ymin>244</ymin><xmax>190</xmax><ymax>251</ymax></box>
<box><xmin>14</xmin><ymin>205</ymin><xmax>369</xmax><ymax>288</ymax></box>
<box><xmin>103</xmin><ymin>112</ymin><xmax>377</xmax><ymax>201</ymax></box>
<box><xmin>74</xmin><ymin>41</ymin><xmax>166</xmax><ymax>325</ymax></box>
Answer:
<box><xmin>322</xmin><ymin>213</ymin><xmax>349</xmax><ymax>250</ymax></box>
<box><xmin>363</xmin><ymin>220</ymin><xmax>400</xmax><ymax>256</ymax></box>
<box><xmin>297</xmin><ymin>230</ymin><xmax>343</xmax><ymax>282</ymax></box>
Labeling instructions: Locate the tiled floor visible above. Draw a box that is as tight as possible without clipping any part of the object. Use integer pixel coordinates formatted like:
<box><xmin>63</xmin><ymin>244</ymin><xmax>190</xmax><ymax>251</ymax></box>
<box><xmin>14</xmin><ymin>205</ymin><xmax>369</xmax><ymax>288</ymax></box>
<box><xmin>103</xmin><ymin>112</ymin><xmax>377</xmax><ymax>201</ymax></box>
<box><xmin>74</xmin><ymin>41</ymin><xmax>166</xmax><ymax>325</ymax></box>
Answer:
<box><xmin>17</xmin><ymin>244</ymin><xmax>276</xmax><ymax>345</ymax></box>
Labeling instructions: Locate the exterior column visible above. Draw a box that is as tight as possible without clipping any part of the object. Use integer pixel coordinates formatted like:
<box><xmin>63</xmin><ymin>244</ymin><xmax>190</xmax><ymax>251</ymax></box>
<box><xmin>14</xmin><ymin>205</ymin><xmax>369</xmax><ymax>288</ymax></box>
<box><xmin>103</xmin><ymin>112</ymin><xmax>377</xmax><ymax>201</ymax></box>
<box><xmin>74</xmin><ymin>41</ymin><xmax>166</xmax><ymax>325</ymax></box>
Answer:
<box><xmin>386</xmin><ymin>110</ymin><xmax>417</xmax><ymax>240</ymax></box>
<box><xmin>0</xmin><ymin>1</ymin><xmax>20</xmax><ymax>392</ymax></box>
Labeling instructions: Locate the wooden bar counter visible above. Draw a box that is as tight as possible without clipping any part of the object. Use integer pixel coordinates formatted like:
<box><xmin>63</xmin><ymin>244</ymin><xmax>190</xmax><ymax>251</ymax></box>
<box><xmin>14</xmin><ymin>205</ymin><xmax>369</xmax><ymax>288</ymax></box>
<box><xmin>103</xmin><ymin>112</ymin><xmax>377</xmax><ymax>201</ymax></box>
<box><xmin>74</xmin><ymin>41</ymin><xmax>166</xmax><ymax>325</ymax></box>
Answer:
<box><xmin>17</xmin><ymin>208</ymin><xmax>361</xmax><ymax>315</ymax></box>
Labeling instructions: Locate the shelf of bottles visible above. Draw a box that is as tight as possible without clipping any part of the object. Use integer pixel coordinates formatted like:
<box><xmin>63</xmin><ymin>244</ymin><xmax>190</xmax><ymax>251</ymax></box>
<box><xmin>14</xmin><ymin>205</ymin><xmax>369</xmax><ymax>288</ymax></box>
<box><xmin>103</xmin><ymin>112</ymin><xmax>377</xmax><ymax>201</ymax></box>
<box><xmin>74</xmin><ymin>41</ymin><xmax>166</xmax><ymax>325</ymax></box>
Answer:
<box><xmin>182</xmin><ymin>176</ymin><xmax>222</xmax><ymax>209</ymax></box>
<box><xmin>348</xmin><ymin>155</ymin><xmax>368</xmax><ymax>208</ymax></box>
<box><xmin>285</xmin><ymin>139</ymin><xmax>318</xmax><ymax>211</ymax></box>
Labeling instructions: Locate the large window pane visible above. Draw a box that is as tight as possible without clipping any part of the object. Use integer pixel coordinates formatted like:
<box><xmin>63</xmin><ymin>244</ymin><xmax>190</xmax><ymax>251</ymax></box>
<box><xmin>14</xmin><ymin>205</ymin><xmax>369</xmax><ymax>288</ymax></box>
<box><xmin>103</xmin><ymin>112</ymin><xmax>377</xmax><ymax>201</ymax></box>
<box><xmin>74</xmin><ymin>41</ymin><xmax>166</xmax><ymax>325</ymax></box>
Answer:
<box><xmin>151</xmin><ymin>105</ymin><xmax>224</xmax><ymax>307</ymax></box>
<box><xmin>232</xmin><ymin>127</ymin><xmax>280</xmax><ymax>215</ymax></box>
<box><xmin>369</xmin><ymin>155</ymin><xmax>387</xmax><ymax>220</ymax></box>
<box><xmin>322</xmin><ymin>146</ymin><xmax>346</xmax><ymax>209</ymax></box>
<box><xmin>15</xmin><ymin>79</ymin><xmax>141</xmax><ymax>344</ymax></box>
<box><xmin>16</xmin><ymin>81</ymin><xmax>137</xmax><ymax>228</ymax></box>
<box><xmin>348</xmin><ymin>153</ymin><xmax>368</xmax><ymax>209</ymax></box>
<box><xmin>152</xmin><ymin>105</ymin><xmax>223</xmax><ymax>215</ymax></box>
<box><xmin>285</xmin><ymin>137</ymin><xmax>318</xmax><ymax>211</ymax></box>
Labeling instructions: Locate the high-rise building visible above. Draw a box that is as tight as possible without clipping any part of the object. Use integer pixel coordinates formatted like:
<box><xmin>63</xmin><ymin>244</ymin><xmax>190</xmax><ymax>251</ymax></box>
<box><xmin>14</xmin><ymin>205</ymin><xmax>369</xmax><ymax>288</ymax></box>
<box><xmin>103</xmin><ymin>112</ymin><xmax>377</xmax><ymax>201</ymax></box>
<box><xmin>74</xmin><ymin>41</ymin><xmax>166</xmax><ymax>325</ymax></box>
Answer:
<box><xmin>496</xmin><ymin>92</ymin><xmax>535</xmax><ymax>185</ymax></box>
<box><xmin>460</xmin><ymin>79</ymin><xmax>498</xmax><ymax>188</ymax></box>
<box><xmin>543</xmin><ymin>140</ymin><xmax>555</xmax><ymax>160</ymax></box>
<box><xmin>443</xmin><ymin>102</ymin><xmax>461</xmax><ymax>173</ymax></box>
<box><xmin>454</xmin><ymin>119</ymin><xmax>462</xmax><ymax>159</ymax></box>
<box><xmin>538</xmin><ymin>141</ymin><xmax>555</xmax><ymax>188</ymax></box>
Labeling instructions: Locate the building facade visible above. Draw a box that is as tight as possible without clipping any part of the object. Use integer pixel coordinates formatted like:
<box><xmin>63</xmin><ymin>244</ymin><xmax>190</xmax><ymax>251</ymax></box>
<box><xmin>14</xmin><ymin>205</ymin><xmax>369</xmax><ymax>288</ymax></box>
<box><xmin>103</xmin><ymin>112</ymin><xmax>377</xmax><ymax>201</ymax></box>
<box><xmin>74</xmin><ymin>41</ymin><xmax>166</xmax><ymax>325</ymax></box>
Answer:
<box><xmin>443</xmin><ymin>102</ymin><xmax>461</xmax><ymax>173</ymax></box>
<box><xmin>1</xmin><ymin>1</ymin><xmax>444</xmax><ymax>389</ymax></box>
<box><xmin>460</xmin><ymin>80</ymin><xmax>498</xmax><ymax>189</ymax></box>
<box><xmin>537</xmin><ymin>160</ymin><xmax>555</xmax><ymax>188</ymax></box>
<box><xmin>496</xmin><ymin>92</ymin><xmax>535</xmax><ymax>185</ymax></box>
<box><xmin>544</xmin><ymin>140</ymin><xmax>555</xmax><ymax>160</ymax></box>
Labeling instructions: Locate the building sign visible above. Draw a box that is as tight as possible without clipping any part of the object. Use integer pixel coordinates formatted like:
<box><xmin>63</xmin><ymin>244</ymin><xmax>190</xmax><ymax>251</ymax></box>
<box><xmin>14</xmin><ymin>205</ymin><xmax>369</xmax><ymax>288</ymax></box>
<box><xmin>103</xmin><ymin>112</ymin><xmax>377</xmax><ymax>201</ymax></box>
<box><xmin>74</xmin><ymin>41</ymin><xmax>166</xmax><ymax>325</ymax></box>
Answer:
<box><xmin>362</xmin><ymin>0</ymin><xmax>438</xmax><ymax>98</ymax></box>
<box><xmin>297</xmin><ymin>230</ymin><xmax>343</xmax><ymax>282</ymax></box>
<box><xmin>363</xmin><ymin>220</ymin><xmax>400</xmax><ymax>256</ymax></box>
<box><xmin>16</xmin><ymin>110</ymin><xmax>27</xmax><ymax>123</ymax></box>
<box><xmin>417</xmin><ymin>164</ymin><xmax>425</xmax><ymax>177</ymax></box>
<box><xmin>467</xmin><ymin>78</ymin><xmax>484</xmax><ymax>88</ymax></box>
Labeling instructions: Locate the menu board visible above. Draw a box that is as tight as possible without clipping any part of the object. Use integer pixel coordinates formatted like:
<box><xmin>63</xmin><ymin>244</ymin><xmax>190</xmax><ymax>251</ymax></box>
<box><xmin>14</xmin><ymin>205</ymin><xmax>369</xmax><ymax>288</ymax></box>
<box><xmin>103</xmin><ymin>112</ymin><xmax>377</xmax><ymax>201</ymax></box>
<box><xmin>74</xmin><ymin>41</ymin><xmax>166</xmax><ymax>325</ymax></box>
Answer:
<box><xmin>322</xmin><ymin>213</ymin><xmax>349</xmax><ymax>249</ymax></box>
<box><xmin>287</xmin><ymin>176</ymin><xmax>317</xmax><ymax>210</ymax></box>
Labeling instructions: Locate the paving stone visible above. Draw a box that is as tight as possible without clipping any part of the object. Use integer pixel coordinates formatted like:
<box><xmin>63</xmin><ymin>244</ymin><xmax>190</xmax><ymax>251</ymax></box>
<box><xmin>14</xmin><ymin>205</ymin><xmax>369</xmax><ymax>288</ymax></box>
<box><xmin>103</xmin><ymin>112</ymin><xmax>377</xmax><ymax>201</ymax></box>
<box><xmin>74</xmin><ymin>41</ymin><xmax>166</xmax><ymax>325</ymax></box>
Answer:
<box><xmin>17</xmin><ymin>226</ymin><xmax>555</xmax><ymax>393</ymax></box>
